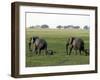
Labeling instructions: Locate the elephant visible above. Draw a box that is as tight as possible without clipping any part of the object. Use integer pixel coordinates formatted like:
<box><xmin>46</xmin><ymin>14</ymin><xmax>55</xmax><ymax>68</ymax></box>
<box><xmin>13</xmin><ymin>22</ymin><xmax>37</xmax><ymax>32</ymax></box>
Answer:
<box><xmin>46</xmin><ymin>50</ymin><xmax>56</xmax><ymax>55</ymax></box>
<box><xmin>84</xmin><ymin>48</ymin><xmax>89</xmax><ymax>56</ymax></box>
<box><xmin>29</xmin><ymin>36</ymin><xmax>48</xmax><ymax>55</ymax></box>
<box><xmin>66</xmin><ymin>37</ymin><xmax>88</xmax><ymax>55</ymax></box>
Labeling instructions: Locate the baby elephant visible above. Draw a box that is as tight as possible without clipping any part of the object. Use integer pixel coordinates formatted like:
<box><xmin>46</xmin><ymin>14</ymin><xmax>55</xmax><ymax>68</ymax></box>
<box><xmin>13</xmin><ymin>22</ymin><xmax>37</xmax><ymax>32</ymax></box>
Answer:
<box><xmin>46</xmin><ymin>50</ymin><xmax>56</xmax><ymax>55</ymax></box>
<box><xmin>84</xmin><ymin>48</ymin><xmax>89</xmax><ymax>56</ymax></box>
<box><xmin>66</xmin><ymin>37</ymin><xmax>88</xmax><ymax>55</ymax></box>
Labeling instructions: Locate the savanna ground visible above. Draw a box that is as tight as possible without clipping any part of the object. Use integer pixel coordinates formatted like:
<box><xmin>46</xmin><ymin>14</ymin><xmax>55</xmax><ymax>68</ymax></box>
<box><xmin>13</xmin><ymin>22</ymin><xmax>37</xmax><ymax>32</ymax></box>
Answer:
<box><xmin>26</xmin><ymin>28</ymin><xmax>89</xmax><ymax>67</ymax></box>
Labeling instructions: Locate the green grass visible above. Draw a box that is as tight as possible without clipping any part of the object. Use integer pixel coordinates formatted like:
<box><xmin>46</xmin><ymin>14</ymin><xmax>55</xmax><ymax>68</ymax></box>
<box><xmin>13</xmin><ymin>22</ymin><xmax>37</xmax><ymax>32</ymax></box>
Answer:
<box><xmin>26</xmin><ymin>28</ymin><xmax>89</xmax><ymax>67</ymax></box>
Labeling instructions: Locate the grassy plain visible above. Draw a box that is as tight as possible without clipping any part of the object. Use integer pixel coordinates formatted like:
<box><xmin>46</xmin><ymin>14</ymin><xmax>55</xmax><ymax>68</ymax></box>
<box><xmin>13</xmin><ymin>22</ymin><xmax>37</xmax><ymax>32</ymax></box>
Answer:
<box><xmin>26</xmin><ymin>28</ymin><xmax>89</xmax><ymax>67</ymax></box>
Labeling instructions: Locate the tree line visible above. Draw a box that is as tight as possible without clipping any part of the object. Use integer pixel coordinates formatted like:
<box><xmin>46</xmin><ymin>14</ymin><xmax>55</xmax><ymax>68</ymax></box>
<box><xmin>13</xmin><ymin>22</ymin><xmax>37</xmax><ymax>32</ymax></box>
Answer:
<box><xmin>29</xmin><ymin>24</ymin><xmax>89</xmax><ymax>30</ymax></box>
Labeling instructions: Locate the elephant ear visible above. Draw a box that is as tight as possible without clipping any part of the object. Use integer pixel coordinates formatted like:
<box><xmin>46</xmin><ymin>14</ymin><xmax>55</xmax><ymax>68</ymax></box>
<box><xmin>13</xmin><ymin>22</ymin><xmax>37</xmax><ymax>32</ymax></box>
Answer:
<box><xmin>32</xmin><ymin>36</ymin><xmax>39</xmax><ymax>43</ymax></box>
<box><xmin>69</xmin><ymin>37</ymin><xmax>75</xmax><ymax>44</ymax></box>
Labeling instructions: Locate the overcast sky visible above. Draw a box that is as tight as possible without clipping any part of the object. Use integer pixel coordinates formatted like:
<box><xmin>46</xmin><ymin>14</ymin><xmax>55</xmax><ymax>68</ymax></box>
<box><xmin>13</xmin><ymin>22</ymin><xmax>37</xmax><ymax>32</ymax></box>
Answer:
<box><xmin>26</xmin><ymin>12</ymin><xmax>90</xmax><ymax>28</ymax></box>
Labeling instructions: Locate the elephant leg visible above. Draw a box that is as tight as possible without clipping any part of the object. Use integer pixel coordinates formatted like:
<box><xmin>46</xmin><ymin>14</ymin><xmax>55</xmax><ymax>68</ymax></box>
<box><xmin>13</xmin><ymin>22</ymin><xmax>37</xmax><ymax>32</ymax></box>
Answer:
<box><xmin>75</xmin><ymin>49</ymin><xmax>77</xmax><ymax>55</ymax></box>
<box><xmin>69</xmin><ymin>45</ymin><xmax>73</xmax><ymax>55</ymax></box>
<box><xmin>39</xmin><ymin>49</ymin><xmax>42</xmax><ymax>55</ymax></box>
<box><xmin>45</xmin><ymin>49</ymin><xmax>48</xmax><ymax>55</ymax></box>
<box><xmin>34</xmin><ymin>46</ymin><xmax>38</xmax><ymax>55</ymax></box>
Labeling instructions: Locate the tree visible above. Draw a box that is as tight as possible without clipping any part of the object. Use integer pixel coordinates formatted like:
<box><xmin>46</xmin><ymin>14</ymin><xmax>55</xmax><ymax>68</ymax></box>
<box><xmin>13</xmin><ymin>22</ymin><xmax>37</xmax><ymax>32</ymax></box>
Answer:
<box><xmin>41</xmin><ymin>24</ymin><xmax>49</xmax><ymax>28</ymax></box>
<box><xmin>73</xmin><ymin>26</ymin><xmax>80</xmax><ymax>29</ymax></box>
<box><xmin>56</xmin><ymin>25</ymin><xmax>63</xmax><ymax>29</ymax></box>
<box><xmin>67</xmin><ymin>25</ymin><xmax>74</xmax><ymax>29</ymax></box>
<box><xmin>64</xmin><ymin>26</ymin><xmax>69</xmax><ymax>29</ymax></box>
<box><xmin>83</xmin><ymin>25</ymin><xmax>89</xmax><ymax>30</ymax></box>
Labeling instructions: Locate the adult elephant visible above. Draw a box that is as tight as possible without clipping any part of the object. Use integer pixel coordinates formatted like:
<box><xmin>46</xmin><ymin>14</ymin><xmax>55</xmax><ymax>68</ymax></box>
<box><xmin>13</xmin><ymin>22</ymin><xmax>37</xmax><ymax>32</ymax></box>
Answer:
<box><xmin>66</xmin><ymin>37</ymin><xmax>88</xmax><ymax>55</ymax></box>
<box><xmin>29</xmin><ymin>36</ymin><xmax>48</xmax><ymax>55</ymax></box>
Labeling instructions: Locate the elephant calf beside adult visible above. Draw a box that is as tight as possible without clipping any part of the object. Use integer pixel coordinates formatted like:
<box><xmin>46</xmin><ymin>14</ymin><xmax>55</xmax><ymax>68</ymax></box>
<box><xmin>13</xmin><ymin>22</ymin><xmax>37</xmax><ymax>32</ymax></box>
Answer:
<box><xmin>29</xmin><ymin>36</ymin><xmax>48</xmax><ymax>55</ymax></box>
<box><xmin>66</xmin><ymin>37</ymin><xmax>89</xmax><ymax>55</ymax></box>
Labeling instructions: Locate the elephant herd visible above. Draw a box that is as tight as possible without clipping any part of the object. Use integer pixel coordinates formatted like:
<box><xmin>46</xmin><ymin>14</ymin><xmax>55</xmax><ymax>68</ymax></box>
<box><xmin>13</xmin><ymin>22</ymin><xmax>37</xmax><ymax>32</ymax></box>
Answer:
<box><xmin>28</xmin><ymin>36</ymin><xmax>89</xmax><ymax>56</ymax></box>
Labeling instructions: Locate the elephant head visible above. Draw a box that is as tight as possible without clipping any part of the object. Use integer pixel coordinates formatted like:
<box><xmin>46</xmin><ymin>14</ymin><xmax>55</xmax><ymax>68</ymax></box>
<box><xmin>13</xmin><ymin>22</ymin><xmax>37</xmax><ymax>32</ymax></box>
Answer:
<box><xmin>66</xmin><ymin>37</ymin><xmax>75</xmax><ymax>54</ymax></box>
<box><xmin>69</xmin><ymin>37</ymin><xmax>75</xmax><ymax>44</ymax></box>
<box><xmin>32</xmin><ymin>36</ymin><xmax>39</xmax><ymax>43</ymax></box>
<box><xmin>28</xmin><ymin>36</ymin><xmax>39</xmax><ymax>51</ymax></box>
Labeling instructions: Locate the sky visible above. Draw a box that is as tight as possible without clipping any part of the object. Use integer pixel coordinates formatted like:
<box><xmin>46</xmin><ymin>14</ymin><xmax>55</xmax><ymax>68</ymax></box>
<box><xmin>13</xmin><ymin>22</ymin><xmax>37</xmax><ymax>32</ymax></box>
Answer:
<box><xmin>26</xmin><ymin>12</ymin><xmax>90</xmax><ymax>29</ymax></box>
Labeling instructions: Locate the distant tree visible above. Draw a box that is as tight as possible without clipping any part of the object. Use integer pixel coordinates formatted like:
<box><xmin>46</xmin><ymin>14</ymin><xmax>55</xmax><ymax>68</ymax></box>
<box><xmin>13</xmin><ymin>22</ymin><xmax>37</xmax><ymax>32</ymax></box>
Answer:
<box><xmin>67</xmin><ymin>25</ymin><xmax>74</xmax><ymax>29</ymax></box>
<box><xmin>73</xmin><ymin>26</ymin><xmax>80</xmax><ymax>29</ymax></box>
<box><xmin>83</xmin><ymin>25</ymin><xmax>89</xmax><ymax>30</ymax></box>
<box><xmin>64</xmin><ymin>26</ymin><xmax>69</xmax><ymax>29</ymax></box>
<box><xmin>64</xmin><ymin>25</ymin><xmax>74</xmax><ymax>29</ymax></box>
<box><xmin>41</xmin><ymin>24</ymin><xmax>49</xmax><ymax>28</ymax></box>
<box><xmin>56</xmin><ymin>25</ymin><xmax>63</xmax><ymax>29</ymax></box>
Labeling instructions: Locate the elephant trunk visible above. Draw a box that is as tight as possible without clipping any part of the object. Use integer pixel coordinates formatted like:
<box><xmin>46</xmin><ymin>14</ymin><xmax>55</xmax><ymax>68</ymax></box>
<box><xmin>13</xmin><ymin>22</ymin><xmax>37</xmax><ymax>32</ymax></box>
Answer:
<box><xmin>29</xmin><ymin>37</ymin><xmax>33</xmax><ymax>51</ymax></box>
<box><xmin>66</xmin><ymin>43</ymin><xmax>69</xmax><ymax>55</ymax></box>
<box><xmin>29</xmin><ymin>41</ymin><xmax>32</xmax><ymax>51</ymax></box>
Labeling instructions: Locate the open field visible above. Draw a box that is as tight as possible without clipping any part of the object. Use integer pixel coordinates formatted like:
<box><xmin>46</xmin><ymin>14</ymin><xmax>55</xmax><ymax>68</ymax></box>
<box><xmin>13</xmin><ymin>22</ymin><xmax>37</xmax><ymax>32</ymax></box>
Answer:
<box><xmin>26</xmin><ymin>28</ymin><xmax>89</xmax><ymax>67</ymax></box>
